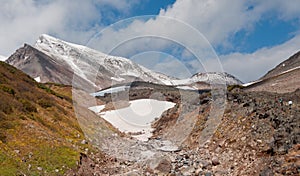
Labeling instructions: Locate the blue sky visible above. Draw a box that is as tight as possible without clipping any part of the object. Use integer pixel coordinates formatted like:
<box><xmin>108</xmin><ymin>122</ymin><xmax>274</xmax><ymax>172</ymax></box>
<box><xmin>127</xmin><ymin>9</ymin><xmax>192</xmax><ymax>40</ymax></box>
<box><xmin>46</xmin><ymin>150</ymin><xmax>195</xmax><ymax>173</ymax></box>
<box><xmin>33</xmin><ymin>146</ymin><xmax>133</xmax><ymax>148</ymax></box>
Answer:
<box><xmin>98</xmin><ymin>0</ymin><xmax>300</xmax><ymax>56</ymax></box>
<box><xmin>224</xmin><ymin>14</ymin><xmax>299</xmax><ymax>55</ymax></box>
<box><xmin>1</xmin><ymin>0</ymin><xmax>300</xmax><ymax>82</ymax></box>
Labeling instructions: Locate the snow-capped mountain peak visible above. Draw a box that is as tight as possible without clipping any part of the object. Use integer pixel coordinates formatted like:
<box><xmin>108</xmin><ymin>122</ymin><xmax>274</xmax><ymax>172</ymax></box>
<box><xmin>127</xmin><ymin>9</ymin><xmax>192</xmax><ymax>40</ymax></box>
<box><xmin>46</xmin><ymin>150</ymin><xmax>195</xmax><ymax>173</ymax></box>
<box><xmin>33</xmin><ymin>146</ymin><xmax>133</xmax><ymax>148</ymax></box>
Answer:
<box><xmin>34</xmin><ymin>34</ymin><xmax>176</xmax><ymax>89</ymax></box>
<box><xmin>191</xmin><ymin>72</ymin><xmax>243</xmax><ymax>85</ymax></box>
<box><xmin>7</xmin><ymin>34</ymin><xmax>242</xmax><ymax>91</ymax></box>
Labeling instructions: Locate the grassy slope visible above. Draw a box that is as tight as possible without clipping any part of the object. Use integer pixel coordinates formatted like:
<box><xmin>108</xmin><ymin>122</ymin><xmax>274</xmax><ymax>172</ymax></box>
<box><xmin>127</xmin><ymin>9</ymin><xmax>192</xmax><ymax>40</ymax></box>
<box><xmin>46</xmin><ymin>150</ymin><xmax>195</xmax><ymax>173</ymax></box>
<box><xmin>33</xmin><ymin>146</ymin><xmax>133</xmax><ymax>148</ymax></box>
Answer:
<box><xmin>0</xmin><ymin>61</ymin><xmax>95</xmax><ymax>175</ymax></box>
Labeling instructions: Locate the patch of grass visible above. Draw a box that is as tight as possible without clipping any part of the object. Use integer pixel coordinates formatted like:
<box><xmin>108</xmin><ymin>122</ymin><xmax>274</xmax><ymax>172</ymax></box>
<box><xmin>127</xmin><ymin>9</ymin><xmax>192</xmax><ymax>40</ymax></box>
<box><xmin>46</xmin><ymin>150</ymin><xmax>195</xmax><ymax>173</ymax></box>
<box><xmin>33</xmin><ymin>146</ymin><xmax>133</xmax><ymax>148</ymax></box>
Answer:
<box><xmin>38</xmin><ymin>83</ymin><xmax>71</xmax><ymax>102</ymax></box>
<box><xmin>28</xmin><ymin>146</ymin><xmax>79</xmax><ymax>175</ymax></box>
<box><xmin>0</xmin><ymin>151</ymin><xmax>26</xmax><ymax>176</ymax></box>
<box><xmin>227</xmin><ymin>84</ymin><xmax>244</xmax><ymax>92</ymax></box>
<box><xmin>38</xmin><ymin>99</ymin><xmax>54</xmax><ymax>108</ymax></box>
<box><xmin>0</xmin><ymin>62</ymin><xmax>17</xmax><ymax>74</ymax></box>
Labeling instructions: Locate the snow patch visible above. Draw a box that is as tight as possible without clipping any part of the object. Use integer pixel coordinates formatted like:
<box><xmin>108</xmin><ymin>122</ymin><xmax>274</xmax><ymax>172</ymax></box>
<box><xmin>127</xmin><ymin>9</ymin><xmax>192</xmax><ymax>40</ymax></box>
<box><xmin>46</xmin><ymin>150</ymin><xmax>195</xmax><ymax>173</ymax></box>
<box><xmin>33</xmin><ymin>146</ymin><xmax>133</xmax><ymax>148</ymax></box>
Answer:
<box><xmin>91</xmin><ymin>86</ymin><xmax>130</xmax><ymax>97</ymax></box>
<box><xmin>88</xmin><ymin>105</ymin><xmax>105</xmax><ymax>113</ymax></box>
<box><xmin>34</xmin><ymin>76</ymin><xmax>41</xmax><ymax>82</ymax></box>
<box><xmin>242</xmin><ymin>81</ymin><xmax>258</xmax><ymax>87</ymax></box>
<box><xmin>111</xmin><ymin>77</ymin><xmax>125</xmax><ymax>82</ymax></box>
<box><xmin>120</xmin><ymin>71</ymin><xmax>140</xmax><ymax>77</ymax></box>
<box><xmin>176</xmin><ymin>85</ymin><xmax>197</xmax><ymax>90</ymax></box>
<box><xmin>96</xmin><ymin>99</ymin><xmax>175</xmax><ymax>141</ymax></box>
<box><xmin>281</xmin><ymin>66</ymin><xmax>300</xmax><ymax>74</ymax></box>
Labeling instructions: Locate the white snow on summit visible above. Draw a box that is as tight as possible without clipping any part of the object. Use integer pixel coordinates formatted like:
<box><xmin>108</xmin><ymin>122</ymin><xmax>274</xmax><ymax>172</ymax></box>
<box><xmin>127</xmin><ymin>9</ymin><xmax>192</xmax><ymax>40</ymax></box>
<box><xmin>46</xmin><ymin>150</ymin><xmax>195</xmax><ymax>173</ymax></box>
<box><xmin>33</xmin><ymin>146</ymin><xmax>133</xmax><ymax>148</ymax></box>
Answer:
<box><xmin>33</xmin><ymin>34</ymin><xmax>242</xmax><ymax>90</ymax></box>
<box><xmin>34</xmin><ymin>34</ymin><xmax>176</xmax><ymax>89</ymax></box>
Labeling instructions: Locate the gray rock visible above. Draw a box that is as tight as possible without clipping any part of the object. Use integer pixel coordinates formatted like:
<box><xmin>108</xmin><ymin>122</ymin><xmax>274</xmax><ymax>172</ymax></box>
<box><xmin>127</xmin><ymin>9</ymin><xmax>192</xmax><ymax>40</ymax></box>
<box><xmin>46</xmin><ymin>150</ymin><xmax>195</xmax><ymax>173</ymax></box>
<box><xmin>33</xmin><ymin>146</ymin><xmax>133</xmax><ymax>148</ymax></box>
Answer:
<box><xmin>205</xmin><ymin>172</ymin><xmax>212</xmax><ymax>176</ymax></box>
<box><xmin>199</xmin><ymin>160</ymin><xmax>211</xmax><ymax>169</ymax></box>
<box><xmin>212</xmin><ymin>156</ymin><xmax>220</xmax><ymax>166</ymax></box>
<box><xmin>154</xmin><ymin>158</ymin><xmax>172</xmax><ymax>173</ymax></box>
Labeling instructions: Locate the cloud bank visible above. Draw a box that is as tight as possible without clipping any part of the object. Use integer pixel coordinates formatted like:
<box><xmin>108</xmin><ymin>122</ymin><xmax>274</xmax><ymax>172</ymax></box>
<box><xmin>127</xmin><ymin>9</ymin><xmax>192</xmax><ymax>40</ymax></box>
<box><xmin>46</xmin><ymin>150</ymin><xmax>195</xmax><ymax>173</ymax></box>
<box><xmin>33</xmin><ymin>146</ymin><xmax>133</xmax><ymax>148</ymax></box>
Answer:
<box><xmin>1</xmin><ymin>0</ymin><xmax>300</xmax><ymax>82</ymax></box>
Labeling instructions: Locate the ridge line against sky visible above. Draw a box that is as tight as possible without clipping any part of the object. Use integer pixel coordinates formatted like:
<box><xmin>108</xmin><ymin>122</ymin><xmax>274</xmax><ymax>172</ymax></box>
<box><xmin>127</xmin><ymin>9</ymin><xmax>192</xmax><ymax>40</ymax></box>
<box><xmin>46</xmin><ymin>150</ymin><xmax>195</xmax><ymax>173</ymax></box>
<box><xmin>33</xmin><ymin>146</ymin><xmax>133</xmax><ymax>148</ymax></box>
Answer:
<box><xmin>0</xmin><ymin>0</ymin><xmax>300</xmax><ymax>82</ymax></box>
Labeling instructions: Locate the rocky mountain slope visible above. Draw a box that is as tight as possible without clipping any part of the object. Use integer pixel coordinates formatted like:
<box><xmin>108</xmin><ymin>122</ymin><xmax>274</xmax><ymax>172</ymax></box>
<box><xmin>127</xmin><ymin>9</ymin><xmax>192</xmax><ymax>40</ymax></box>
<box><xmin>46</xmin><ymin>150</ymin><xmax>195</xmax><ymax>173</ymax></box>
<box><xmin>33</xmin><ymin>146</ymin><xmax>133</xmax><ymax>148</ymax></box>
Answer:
<box><xmin>7</xmin><ymin>34</ymin><xmax>242</xmax><ymax>92</ymax></box>
<box><xmin>72</xmin><ymin>82</ymin><xmax>299</xmax><ymax>175</ymax></box>
<box><xmin>5</xmin><ymin>44</ymin><xmax>88</xmax><ymax>87</ymax></box>
<box><xmin>245</xmin><ymin>51</ymin><xmax>300</xmax><ymax>93</ymax></box>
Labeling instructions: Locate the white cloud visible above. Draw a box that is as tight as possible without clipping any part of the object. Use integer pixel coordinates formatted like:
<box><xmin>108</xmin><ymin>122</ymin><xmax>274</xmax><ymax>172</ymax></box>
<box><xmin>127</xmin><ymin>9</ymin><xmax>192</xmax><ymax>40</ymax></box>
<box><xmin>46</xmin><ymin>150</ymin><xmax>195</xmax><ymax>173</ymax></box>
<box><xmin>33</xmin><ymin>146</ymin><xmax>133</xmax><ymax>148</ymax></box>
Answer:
<box><xmin>159</xmin><ymin>0</ymin><xmax>258</xmax><ymax>46</ymax></box>
<box><xmin>0</xmin><ymin>55</ymin><xmax>6</xmax><ymax>61</ymax></box>
<box><xmin>85</xmin><ymin>0</ymin><xmax>300</xmax><ymax>81</ymax></box>
<box><xmin>220</xmin><ymin>34</ymin><xmax>300</xmax><ymax>82</ymax></box>
<box><xmin>251</xmin><ymin>0</ymin><xmax>300</xmax><ymax>21</ymax></box>
<box><xmin>0</xmin><ymin>0</ymin><xmax>141</xmax><ymax>56</ymax></box>
<box><xmin>1</xmin><ymin>0</ymin><xmax>300</xmax><ymax>82</ymax></box>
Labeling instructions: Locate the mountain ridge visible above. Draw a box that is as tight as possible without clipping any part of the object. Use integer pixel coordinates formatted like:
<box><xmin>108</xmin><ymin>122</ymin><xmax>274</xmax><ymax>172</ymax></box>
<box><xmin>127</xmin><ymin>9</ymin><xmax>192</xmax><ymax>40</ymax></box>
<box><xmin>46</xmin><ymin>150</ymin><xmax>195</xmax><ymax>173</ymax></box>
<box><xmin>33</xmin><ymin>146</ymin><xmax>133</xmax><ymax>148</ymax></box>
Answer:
<box><xmin>244</xmin><ymin>50</ymin><xmax>300</xmax><ymax>93</ymax></box>
<box><xmin>262</xmin><ymin>50</ymin><xmax>300</xmax><ymax>80</ymax></box>
<box><xmin>7</xmin><ymin>34</ymin><xmax>242</xmax><ymax>91</ymax></box>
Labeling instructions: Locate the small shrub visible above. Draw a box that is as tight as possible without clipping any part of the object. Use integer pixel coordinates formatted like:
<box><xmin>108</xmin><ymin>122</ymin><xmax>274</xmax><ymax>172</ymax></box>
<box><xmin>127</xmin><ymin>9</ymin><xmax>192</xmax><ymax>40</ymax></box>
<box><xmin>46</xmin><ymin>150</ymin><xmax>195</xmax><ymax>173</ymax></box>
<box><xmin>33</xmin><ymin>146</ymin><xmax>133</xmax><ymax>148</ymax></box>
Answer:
<box><xmin>38</xmin><ymin>83</ymin><xmax>52</xmax><ymax>93</ymax></box>
<box><xmin>19</xmin><ymin>115</ymin><xmax>26</xmax><ymax>120</ymax></box>
<box><xmin>0</xmin><ymin>62</ymin><xmax>17</xmax><ymax>74</ymax></box>
<box><xmin>0</xmin><ymin>131</ymin><xmax>7</xmax><ymax>143</ymax></box>
<box><xmin>0</xmin><ymin>101</ymin><xmax>13</xmax><ymax>114</ymax></box>
<box><xmin>19</xmin><ymin>99</ymin><xmax>37</xmax><ymax>113</ymax></box>
<box><xmin>227</xmin><ymin>84</ymin><xmax>244</xmax><ymax>92</ymax></box>
<box><xmin>38</xmin><ymin>83</ymin><xmax>69</xmax><ymax>101</ymax></box>
<box><xmin>0</xmin><ymin>85</ymin><xmax>15</xmax><ymax>95</ymax></box>
<box><xmin>52</xmin><ymin>112</ymin><xmax>63</xmax><ymax>122</ymax></box>
<box><xmin>0</xmin><ymin>121</ymin><xmax>14</xmax><ymax>130</ymax></box>
<box><xmin>38</xmin><ymin>99</ymin><xmax>54</xmax><ymax>108</ymax></box>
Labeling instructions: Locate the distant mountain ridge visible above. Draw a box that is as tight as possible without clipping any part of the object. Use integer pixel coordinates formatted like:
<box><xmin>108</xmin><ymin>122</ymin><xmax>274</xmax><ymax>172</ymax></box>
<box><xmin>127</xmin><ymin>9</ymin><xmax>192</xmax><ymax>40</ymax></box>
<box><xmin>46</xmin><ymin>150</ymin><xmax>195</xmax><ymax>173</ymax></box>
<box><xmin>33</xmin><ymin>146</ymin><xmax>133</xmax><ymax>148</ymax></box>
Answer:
<box><xmin>245</xmin><ymin>50</ymin><xmax>300</xmax><ymax>93</ymax></box>
<box><xmin>262</xmin><ymin>50</ymin><xmax>300</xmax><ymax>80</ymax></box>
<box><xmin>6</xmin><ymin>34</ymin><xmax>242</xmax><ymax>91</ymax></box>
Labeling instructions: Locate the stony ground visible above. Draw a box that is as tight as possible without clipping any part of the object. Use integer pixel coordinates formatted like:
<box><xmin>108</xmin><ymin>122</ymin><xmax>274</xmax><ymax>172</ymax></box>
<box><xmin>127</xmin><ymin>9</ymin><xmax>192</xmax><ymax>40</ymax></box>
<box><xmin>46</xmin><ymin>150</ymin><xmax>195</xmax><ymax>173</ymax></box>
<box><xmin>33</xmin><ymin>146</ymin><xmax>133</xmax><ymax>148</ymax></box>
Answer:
<box><xmin>70</xmin><ymin>85</ymin><xmax>299</xmax><ymax>176</ymax></box>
